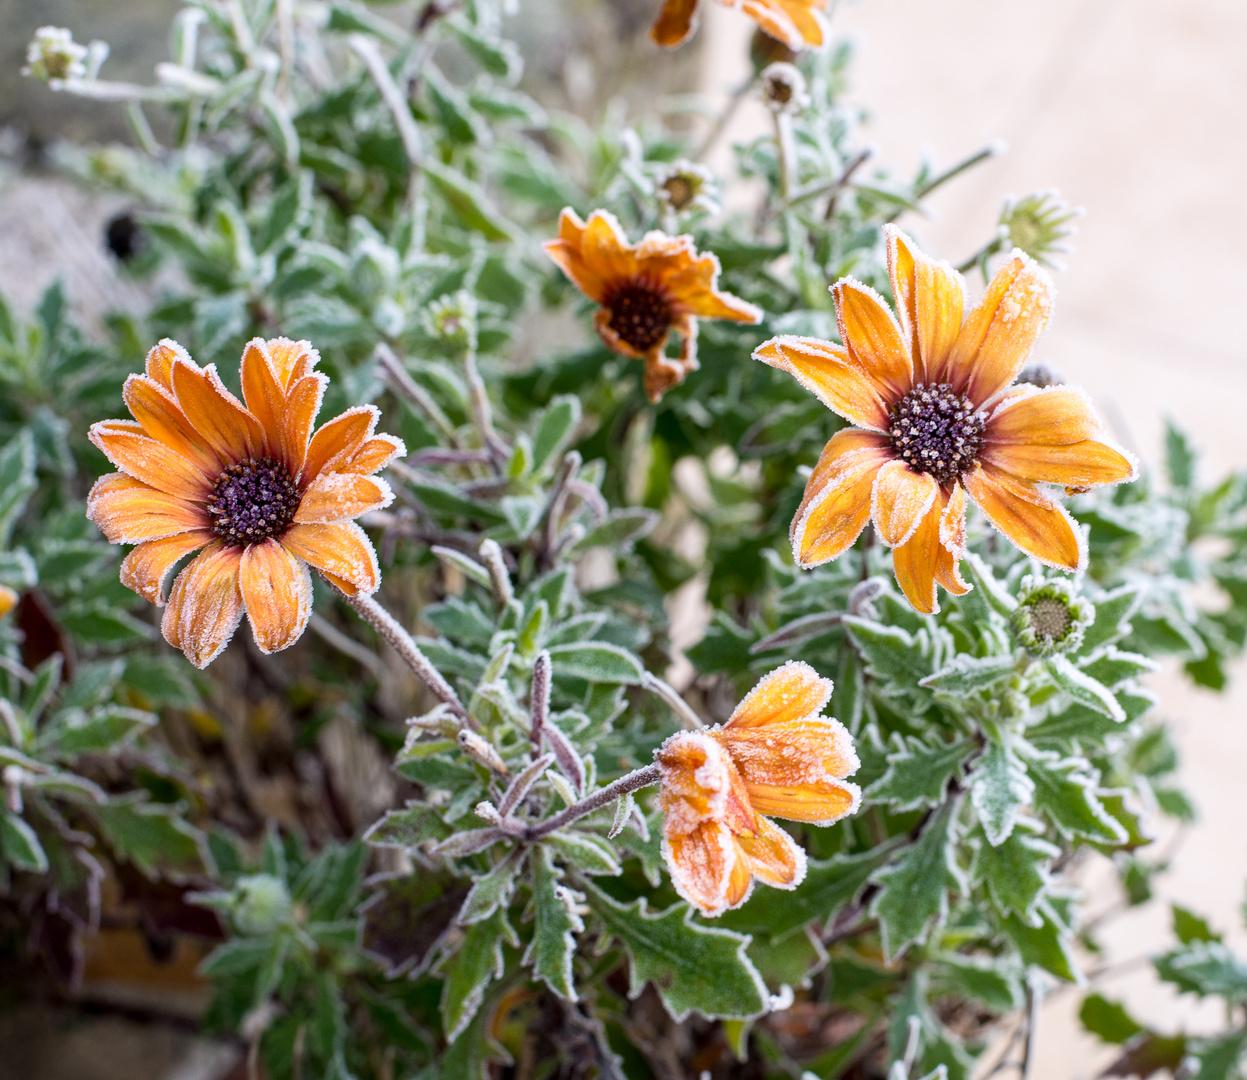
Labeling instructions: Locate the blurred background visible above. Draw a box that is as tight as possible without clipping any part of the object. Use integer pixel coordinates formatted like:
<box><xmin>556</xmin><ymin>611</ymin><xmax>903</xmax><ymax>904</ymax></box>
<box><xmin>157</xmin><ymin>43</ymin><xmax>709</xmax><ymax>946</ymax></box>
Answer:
<box><xmin>1</xmin><ymin>0</ymin><xmax>1245</xmax><ymax>1076</ymax></box>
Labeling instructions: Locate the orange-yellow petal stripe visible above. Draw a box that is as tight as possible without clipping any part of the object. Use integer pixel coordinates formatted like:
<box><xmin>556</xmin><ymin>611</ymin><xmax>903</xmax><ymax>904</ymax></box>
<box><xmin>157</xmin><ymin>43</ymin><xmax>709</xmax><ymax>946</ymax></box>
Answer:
<box><xmin>161</xmin><ymin>542</ymin><xmax>244</xmax><ymax>669</ymax></box>
<box><xmin>294</xmin><ymin>473</ymin><xmax>394</xmax><ymax>524</ymax></box>
<box><xmin>833</xmin><ymin>279</ymin><xmax>912</xmax><ymax>399</ymax></box>
<box><xmin>239</xmin><ymin>538</ymin><xmax>312</xmax><ymax>655</ymax></box>
<box><xmin>282</xmin><ymin>521</ymin><xmax>379</xmax><ymax>595</ymax></box>
<box><xmin>791</xmin><ymin>431</ymin><xmax>889</xmax><ymax>567</ymax></box>
<box><xmin>872</xmin><ymin>459</ymin><xmax>939</xmax><ymax>547</ymax></box>
<box><xmin>120</xmin><ymin>529</ymin><xmax>213</xmax><ymax>605</ymax></box>
<box><xmin>963</xmin><ymin>462</ymin><xmax>1083</xmax><ymax>571</ymax></box>
<box><xmin>726</xmin><ymin>659</ymin><xmax>833</xmax><ymax>730</ymax></box>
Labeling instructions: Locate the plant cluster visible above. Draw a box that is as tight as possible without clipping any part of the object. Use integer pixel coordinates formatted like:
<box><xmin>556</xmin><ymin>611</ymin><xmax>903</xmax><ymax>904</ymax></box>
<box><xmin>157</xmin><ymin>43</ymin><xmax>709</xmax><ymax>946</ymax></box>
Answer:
<box><xmin>3</xmin><ymin>1</ymin><xmax>1247</xmax><ymax>1078</ymax></box>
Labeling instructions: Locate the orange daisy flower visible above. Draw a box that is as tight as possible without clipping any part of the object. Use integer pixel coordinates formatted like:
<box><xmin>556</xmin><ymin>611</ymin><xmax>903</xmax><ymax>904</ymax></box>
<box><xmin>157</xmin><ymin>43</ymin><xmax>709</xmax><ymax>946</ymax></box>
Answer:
<box><xmin>754</xmin><ymin>226</ymin><xmax>1136</xmax><ymax>614</ymax></box>
<box><xmin>544</xmin><ymin>208</ymin><xmax>762</xmax><ymax>403</ymax></box>
<box><xmin>86</xmin><ymin>338</ymin><xmax>405</xmax><ymax>668</ymax></box>
<box><xmin>650</xmin><ymin>0</ymin><xmax>827</xmax><ymax>51</ymax></box>
<box><xmin>655</xmin><ymin>661</ymin><xmax>860</xmax><ymax>917</ymax></box>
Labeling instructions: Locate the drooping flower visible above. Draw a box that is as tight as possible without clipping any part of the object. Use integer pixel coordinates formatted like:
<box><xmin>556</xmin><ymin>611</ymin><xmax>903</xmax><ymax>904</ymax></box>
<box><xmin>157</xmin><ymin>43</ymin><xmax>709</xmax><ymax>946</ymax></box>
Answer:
<box><xmin>650</xmin><ymin>0</ymin><xmax>828</xmax><ymax>52</ymax></box>
<box><xmin>655</xmin><ymin>661</ymin><xmax>860</xmax><ymax>917</ymax></box>
<box><xmin>754</xmin><ymin>226</ymin><xmax>1136</xmax><ymax>614</ymax></box>
<box><xmin>545</xmin><ymin>208</ymin><xmax>761</xmax><ymax>403</ymax></box>
<box><xmin>86</xmin><ymin>338</ymin><xmax>404</xmax><ymax>668</ymax></box>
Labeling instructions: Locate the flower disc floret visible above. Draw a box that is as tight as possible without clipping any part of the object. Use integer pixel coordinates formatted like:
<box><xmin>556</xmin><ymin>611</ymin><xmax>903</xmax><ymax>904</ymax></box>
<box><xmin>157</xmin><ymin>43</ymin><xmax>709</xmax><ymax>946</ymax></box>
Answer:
<box><xmin>888</xmin><ymin>383</ymin><xmax>985</xmax><ymax>486</ymax></box>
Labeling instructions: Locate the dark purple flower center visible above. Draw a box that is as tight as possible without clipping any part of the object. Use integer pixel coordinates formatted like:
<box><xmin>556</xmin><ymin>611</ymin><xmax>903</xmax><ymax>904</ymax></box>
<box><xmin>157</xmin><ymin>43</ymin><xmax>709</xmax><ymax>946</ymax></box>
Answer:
<box><xmin>207</xmin><ymin>457</ymin><xmax>300</xmax><ymax>547</ymax></box>
<box><xmin>604</xmin><ymin>282</ymin><xmax>672</xmax><ymax>352</ymax></box>
<box><xmin>888</xmin><ymin>382</ymin><xmax>985</xmax><ymax>486</ymax></box>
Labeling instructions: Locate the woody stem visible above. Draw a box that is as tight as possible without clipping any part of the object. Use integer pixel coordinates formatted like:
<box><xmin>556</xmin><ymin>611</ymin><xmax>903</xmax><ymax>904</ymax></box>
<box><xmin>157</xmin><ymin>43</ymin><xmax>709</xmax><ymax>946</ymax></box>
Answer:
<box><xmin>523</xmin><ymin>764</ymin><xmax>661</xmax><ymax>841</ymax></box>
<box><xmin>337</xmin><ymin>586</ymin><xmax>478</xmax><ymax>730</ymax></box>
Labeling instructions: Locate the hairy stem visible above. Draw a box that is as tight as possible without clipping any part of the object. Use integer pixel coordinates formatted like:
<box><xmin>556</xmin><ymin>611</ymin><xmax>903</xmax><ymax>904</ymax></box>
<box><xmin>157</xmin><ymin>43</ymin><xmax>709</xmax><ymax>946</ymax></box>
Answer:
<box><xmin>374</xmin><ymin>343</ymin><xmax>459</xmax><ymax>446</ymax></box>
<box><xmin>641</xmin><ymin>671</ymin><xmax>704</xmax><ymax>729</ymax></box>
<box><xmin>524</xmin><ymin>764</ymin><xmax>661</xmax><ymax>841</ymax></box>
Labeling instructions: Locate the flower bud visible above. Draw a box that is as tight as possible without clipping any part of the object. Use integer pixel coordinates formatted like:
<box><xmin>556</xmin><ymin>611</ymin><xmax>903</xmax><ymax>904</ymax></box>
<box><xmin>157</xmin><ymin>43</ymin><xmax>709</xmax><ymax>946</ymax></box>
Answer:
<box><xmin>759</xmin><ymin>63</ymin><xmax>809</xmax><ymax>114</ymax></box>
<box><xmin>22</xmin><ymin>27</ymin><xmax>88</xmax><ymax>82</ymax></box>
<box><xmin>655</xmin><ymin>160</ymin><xmax>720</xmax><ymax>216</ymax></box>
<box><xmin>426</xmin><ymin>291</ymin><xmax>478</xmax><ymax>351</ymax></box>
<box><xmin>1011</xmin><ymin>576</ymin><xmax>1094</xmax><ymax>657</ymax></box>
<box><xmin>229</xmin><ymin>873</ymin><xmax>293</xmax><ymax>936</ymax></box>
<box><xmin>999</xmin><ymin>189</ymin><xmax>1083</xmax><ymax>272</ymax></box>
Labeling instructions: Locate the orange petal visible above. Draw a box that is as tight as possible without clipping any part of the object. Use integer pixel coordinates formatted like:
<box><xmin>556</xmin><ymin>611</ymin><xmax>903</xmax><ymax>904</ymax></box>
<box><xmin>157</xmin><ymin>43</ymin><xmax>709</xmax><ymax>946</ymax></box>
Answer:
<box><xmin>791</xmin><ymin>431</ymin><xmax>889</xmax><ymax>567</ymax></box>
<box><xmin>120</xmin><ymin>529</ymin><xmax>213</xmax><ymax>604</ymax></box>
<box><xmin>171</xmin><ymin>360</ymin><xmax>266</xmax><ymax>463</ymax></box>
<box><xmin>294</xmin><ymin>473</ymin><xmax>394</xmax><ymax>524</ymax></box>
<box><xmin>90</xmin><ymin>423</ymin><xmax>214</xmax><ymax>501</ymax></box>
<box><xmin>946</xmin><ymin>252</ymin><xmax>1054</xmax><ymax>407</ymax></box>
<box><xmin>741</xmin><ymin>774</ymin><xmax>861</xmax><ymax>826</ymax></box>
<box><xmin>963</xmin><ymin>462</ymin><xmax>1083</xmax><ymax>571</ymax></box>
<box><xmin>239</xmin><ymin>538</ymin><xmax>312</xmax><ymax>655</ymax></box>
<box><xmin>124</xmin><ymin>375</ymin><xmax>221</xmax><ymax>474</ymax></box>
<box><xmin>663</xmin><ymin>819</ymin><xmax>740</xmax><ymax>917</ymax></box>
<box><xmin>721</xmin><ymin>714</ymin><xmax>859</xmax><ymax>785</ymax></box>
<box><xmin>581</xmin><ymin>210</ymin><xmax>638</xmax><ymax>286</ymax></box>
<box><xmin>344</xmin><ymin>434</ymin><xmax>405</xmax><ymax>475</ymax></box>
<box><xmin>0</xmin><ymin>585</ymin><xmax>16</xmax><ymax>619</ymax></box>
<box><xmin>754</xmin><ymin>336</ymin><xmax>891</xmax><ymax>431</ymax></box>
<box><xmin>981</xmin><ymin>439</ymin><xmax>1136</xmax><ymax>489</ymax></box>
<box><xmin>240</xmin><ymin>338</ymin><xmax>288</xmax><ymax>456</ymax></box>
<box><xmin>656</xmin><ymin>731</ymin><xmax>757</xmax><ymax>837</ymax></box>
<box><xmin>833</xmin><ymin>280</ymin><xmax>912</xmax><ymax>400</ymax></box>
<box><xmin>726</xmin><ymin>659</ymin><xmax>833</xmax><ymax>731</ymax></box>
<box><xmin>884</xmin><ymin>226</ymin><xmax>966</xmax><ymax>386</ymax></box>
<box><xmin>650</xmin><ymin>0</ymin><xmax>700</xmax><ymax>46</ymax></box>
<box><xmin>302</xmin><ymin>406</ymin><xmax>378</xmax><ymax>486</ymax></box>
<box><xmin>283</xmin><ymin>373</ymin><xmax>328</xmax><ymax>478</ymax></box>
<box><xmin>872</xmin><ymin>459</ymin><xmax>939</xmax><ymax>547</ymax></box>
<box><xmin>662</xmin><ymin>253</ymin><xmax>762</xmax><ymax>324</ymax></box>
<box><xmin>934</xmin><ymin>484</ymin><xmax>971</xmax><ymax>597</ymax></box>
<box><xmin>281</xmin><ymin>521</ymin><xmax>379</xmax><ymax>595</ymax></box>
<box><xmin>144</xmin><ymin>338</ymin><xmax>195</xmax><ymax>390</ymax></box>
<box><xmin>264</xmin><ymin>337</ymin><xmax>319</xmax><ymax>388</ymax></box>
<box><xmin>736</xmin><ymin>818</ymin><xmax>806</xmax><ymax>889</ymax></box>
<box><xmin>161</xmin><ymin>543</ymin><xmax>244</xmax><ymax>669</ymax></box>
<box><xmin>736</xmin><ymin>0</ymin><xmax>805</xmax><ymax>49</ymax></box>
<box><xmin>891</xmin><ymin>495</ymin><xmax>941</xmax><ymax>613</ymax></box>
<box><xmin>986</xmin><ymin>385</ymin><xmax>1104</xmax><ymax>445</ymax></box>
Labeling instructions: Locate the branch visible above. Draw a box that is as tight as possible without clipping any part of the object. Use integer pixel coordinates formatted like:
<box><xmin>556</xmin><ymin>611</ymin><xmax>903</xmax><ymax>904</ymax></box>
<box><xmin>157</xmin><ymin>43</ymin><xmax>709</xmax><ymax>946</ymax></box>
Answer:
<box><xmin>522</xmin><ymin>764</ymin><xmax>661</xmax><ymax>841</ymax></box>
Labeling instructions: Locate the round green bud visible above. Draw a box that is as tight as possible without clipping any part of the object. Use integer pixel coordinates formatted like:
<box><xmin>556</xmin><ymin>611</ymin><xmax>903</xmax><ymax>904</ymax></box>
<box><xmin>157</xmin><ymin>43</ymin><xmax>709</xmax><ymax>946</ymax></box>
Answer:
<box><xmin>230</xmin><ymin>873</ymin><xmax>293</xmax><ymax>936</ymax></box>
<box><xmin>1011</xmin><ymin>575</ymin><xmax>1094</xmax><ymax>657</ymax></box>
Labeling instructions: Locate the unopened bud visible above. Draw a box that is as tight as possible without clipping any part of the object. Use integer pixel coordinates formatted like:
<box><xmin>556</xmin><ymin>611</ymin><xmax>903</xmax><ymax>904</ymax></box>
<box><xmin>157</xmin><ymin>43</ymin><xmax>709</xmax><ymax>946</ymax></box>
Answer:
<box><xmin>1011</xmin><ymin>575</ymin><xmax>1094</xmax><ymax>657</ymax></box>
<box><xmin>426</xmin><ymin>291</ymin><xmax>478</xmax><ymax>351</ymax></box>
<box><xmin>655</xmin><ymin>160</ymin><xmax>719</xmax><ymax>216</ymax></box>
<box><xmin>759</xmin><ymin>62</ymin><xmax>809</xmax><ymax>114</ymax></box>
<box><xmin>22</xmin><ymin>27</ymin><xmax>88</xmax><ymax>82</ymax></box>
<box><xmin>230</xmin><ymin>873</ymin><xmax>292</xmax><ymax>936</ymax></box>
<box><xmin>458</xmin><ymin>729</ymin><xmax>509</xmax><ymax>775</ymax></box>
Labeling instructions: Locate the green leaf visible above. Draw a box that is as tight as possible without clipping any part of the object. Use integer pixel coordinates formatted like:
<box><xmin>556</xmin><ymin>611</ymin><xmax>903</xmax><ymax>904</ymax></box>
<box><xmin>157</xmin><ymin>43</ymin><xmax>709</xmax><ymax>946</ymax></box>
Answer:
<box><xmin>531</xmin><ymin>396</ymin><xmax>580</xmax><ymax>474</ymax></box>
<box><xmin>975</xmin><ymin>822</ymin><xmax>1057</xmax><ymax>924</ymax></box>
<box><xmin>969</xmin><ymin>739</ymin><xmax>1033</xmax><ymax>846</ymax></box>
<box><xmin>842</xmin><ymin>616</ymin><xmax>933</xmax><ymax>686</ymax></box>
<box><xmin>867</xmin><ymin>736</ymin><xmax>973</xmax><ymax>812</ymax></box>
<box><xmin>446</xmin><ymin>16</ymin><xmax>522</xmax><ymax>80</ymax></box>
<box><xmin>1190</xmin><ymin>1031</ymin><xmax>1247</xmax><ymax>1080</ymax></box>
<box><xmin>1079</xmin><ymin>586</ymin><xmax>1143</xmax><ymax>654</ymax></box>
<box><xmin>546</xmin><ymin>643</ymin><xmax>644</xmax><ymax>685</ymax></box>
<box><xmin>935</xmin><ymin>954</ymin><xmax>1022</xmax><ymax>1011</ymax></box>
<box><xmin>0</xmin><ymin>430</ymin><xmax>37</xmax><ymax>544</ymax></box>
<box><xmin>440</xmin><ymin>908</ymin><xmax>510</xmax><ymax>1041</ymax></box>
<box><xmin>423</xmin><ymin>159</ymin><xmax>516</xmax><ymax>242</ymax></box>
<box><xmin>0</xmin><ymin>811</ymin><xmax>48</xmax><ymax>872</ymax></box>
<box><xmin>870</xmin><ymin>799</ymin><xmax>964</xmax><ymax>960</ymax></box>
<box><xmin>1156</xmin><ymin>942</ymin><xmax>1247</xmax><ymax>1001</ymax></box>
<box><xmin>573</xmin><ymin>509</ymin><xmax>659</xmax><ymax>553</ymax></box>
<box><xmin>122</xmin><ymin>656</ymin><xmax>201</xmax><ymax>709</ymax></box>
<box><xmin>524</xmin><ymin>847</ymin><xmax>583</xmax><ymax>1000</ymax></box>
<box><xmin>585</xmin><ymin>884</ymin><xmax>768</xmax><ymax>1021</ymax></box>
<box><xmin>1164</xmin><ymin>418</ymin><xmax>1197</xmax><ymax>489</ymax></box>
<box><xmin>998</xmin><ymin>901</ymin><xmax>1079</xmax><ymax>982</ymax></box>
<box><xmin>364</xmin><ymin>804</ymin><xmax>452</xmax><ymax>850</ymax></box>
<box><xmin>1021</xmin><ymin>747</ymin><xmax>1127</xmax><ymax>844</ymax></box>
<box><xmin>1079</xmin><ymin>993</ymin><xmax>1144</xmax><ymax>1045</ymax></box>
<box><xmin>21</xmin><ymin>654</ymin><xmax>62</xmax><ymax>725</ymax></box>
<box><xmin>50</xmin><ymin>706</ymin><xmax>157</xmax><ymax>756</ymax></box>
<box><xmin>93</xmin><ymin>797</ymin><xmax>208</xmax><ymax>879</ymax></box>
<box><xmin>545</xmin><ymin>832</ymin><xmax>620</xmax><ymax>876</ymax></box>
<box><xmin>458</xmin><ymin>851</ymin><xmax>524</xmax><ymax>925</ymax></box>
<box><xmin>1045</xmin><ymin>655</ymin><xmax>1126</xmax><ymax>722</ymax></box>
<box><xmin>1079</xmin><ymin>647</ymin><xmax>1157</xmax><ymax>688</ymax></box>
<box><xmin>59</xmin><ymin>606</ymin><xmax>153</xmax><ymax>645</ymax></box>
<box><xmin>919</xmin><ymin>653</ymin><xmax>1017</xmax><ymax>696</ymax></box>
<box><xmin>1173</xmin><ymin>905</ymin><xmax>1221</xmax><ymax>945</ymax></box>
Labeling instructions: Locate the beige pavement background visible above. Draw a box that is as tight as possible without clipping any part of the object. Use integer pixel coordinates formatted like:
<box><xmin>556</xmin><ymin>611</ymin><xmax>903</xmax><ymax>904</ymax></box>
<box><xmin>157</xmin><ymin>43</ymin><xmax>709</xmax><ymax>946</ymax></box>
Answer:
<box><xmin>700</xmin><ymin>1</ymin><xmax>1247</xmax><ymax>1075</ymax></box>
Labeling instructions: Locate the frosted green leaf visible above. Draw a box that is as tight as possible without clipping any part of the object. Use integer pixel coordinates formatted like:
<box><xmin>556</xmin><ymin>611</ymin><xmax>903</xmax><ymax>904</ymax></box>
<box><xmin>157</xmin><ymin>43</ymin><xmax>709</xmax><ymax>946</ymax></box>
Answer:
<box><xmin>970</xmin><ymin>739</ymin><xmax>1033</xmax><ymax>846</ymax></box>
<box><xmin>867</xmin><ymin>735</ymin><xmax>973</xmax><ymax>812</ymax></box>
<box><xmin>1021</xmin><ymin>747</ymin><xmax>1127</xmax><ymax>844</ymax></box>
<box><xmin>1046</xmin><ymin>654</ymin><xmax>1126</xmax><ymax>722</ymax></box>
<box><xmin>546</xmin><ymin>643</ymin><xmax>644</xmax><ymax>684</ymax></box>
<box><xmin>440</xmin><ymin>907</ymin><xmax>511</xmax><ymax>1041</ymax></box>
<box><xmin>842</xmin><ymin>617</ymin><xmax>933</xmax><ymax>686</ymax></box>
<box><xmin>458</xmin><ymin>850</ymin><xmax>525</xmax><ymax>925</ymax></box>
<box><xmin>545</xmin><ymin>831</ymin><xmax>620</xmax><ymax>876</ymax></box>
<box><xmin>919</xmin><ymin>654</ymin><xmax>1017</xmax><ymax>696</ymax></box>
<box><xmin>0</xmin><ymin>811</ymin><xmax>48</xmax><ymax>872</ymax></box>
<box><xmin>1079</xmin><ymin>648</ymin><xmax>1157</xmax><ymax>688</ymax></box>
<box><xmin>974</xmin><ymin>821</ymin><xmax>1058</xmax><ymax>924</ymax></box>
<box><xmin>523</xmin><ymin>847</ymin><xmax>583</xmax><ymax>1000</ymax></box>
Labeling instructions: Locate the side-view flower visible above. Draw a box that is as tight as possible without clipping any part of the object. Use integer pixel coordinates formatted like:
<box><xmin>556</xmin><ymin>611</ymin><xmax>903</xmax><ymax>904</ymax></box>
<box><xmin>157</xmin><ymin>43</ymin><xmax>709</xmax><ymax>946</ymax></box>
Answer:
<box><xmin>86</xmin><ymin>338</ymin><xmax>404</xmax><ymax>668</ymax></box>
<box><xmin>545</xmin><ymin>207</ymin><xmax>761</xmax><ymax>402</ymax></box>
<box><xmin>655</xmin><ymin>661</ymin><xmax>860</xmax><ymax>916</ymax></box>
<box><xmin>755</xmin><ymin>225</ymin><xmax>1137</xmax><ymax>613</ymax></box>
<box><xmin>649</xmin><ymin>0</ymin><xmax>828</xmax><ymax>52</ymax></box>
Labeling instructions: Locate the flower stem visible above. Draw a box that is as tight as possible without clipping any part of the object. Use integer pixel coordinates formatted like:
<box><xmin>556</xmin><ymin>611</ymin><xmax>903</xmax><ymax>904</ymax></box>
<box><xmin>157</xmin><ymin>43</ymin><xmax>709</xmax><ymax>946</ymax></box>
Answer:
<box><xmin>640</xmin><ymin>671</ymin><xmax>704</xmax><ymax>729</ymax></box>
<box><xmin>462</xmin><ymin>347</ymin><xmax>508</xmax><ymax>469</ymax></box>
<box><xmin>523</xmin><ymin>763</ymin><xmax>661</xmax><ymax>841</ymax></box>
<box><xmin>374</xmin><ymin>343</ymin><xmax>459</xmax><ymax>445</ymax></box>
<box><xmin>339</xmin><ymin>586</ymin><xmax>477</xmax><ymax>729</ymax></box>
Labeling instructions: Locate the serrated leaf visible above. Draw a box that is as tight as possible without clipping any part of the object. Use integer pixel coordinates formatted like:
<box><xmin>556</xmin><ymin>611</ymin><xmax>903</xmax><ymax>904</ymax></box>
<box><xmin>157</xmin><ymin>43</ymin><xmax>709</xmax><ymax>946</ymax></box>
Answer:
<box><xmin>919</xmin><ymin>653</ymin><xmax>1017</xmax><ymax>696</ymax></box>
<box><xmin>545</xmin><ymin>831</ymin><xmax>620</xmax><ymax>876</ymax></box>
<box><xmin>524</xmin><ymin>847</ymin><xmax>583</xmax><ymax>1000</ymax></box>
<box><xmin>0</xmin><ymin>811</ymin><xmax>48</xmax><ymax>872</ymax></box>
<box><xmin>1156</xmin><ymin>942</ymin><xmax>1247</xmax><ymax>1001</ymax></box>
<box><xmin>842</xmin><ymin>616</ymin><xmax>933</xmax><ymax>686</ymax></box>
<box><xmin>975</xmin><ymin>822</ymin><xmax>1057</xmax><ymax>925</ymax></box>
<box><xmin>1190</xmin><ymin>1031</ymin><xmax>1247</xmax><ymax>1080</ymax></box>
<box><xmin>1079</xmin><ymin>993</ymin><xmax>1144</xmax><ymax>1045</ymax></box>
<box><xmin>867</xmin><ymin>736</ymin><xmax>973</xmax><ymax>812</ymax></box>
<box><xmin>870</xmin><ymin>800</ymin><xmax>964</xmax><ymax>960</ymax></box>
<box><xmin>365</xmin><ymin>804</ymin><xmax>453</xmax><ymax>851</ymax></box>
<box><xmin>93</xmin><ymin>796</ymin><xmax>208</xmax><ymax>879</ymax></box>
<box><xmin>585</xmin><ymin>884</ymin><xmax>767</xmax><ymax>1021</ymax></box>
<box><xmin>546</xmin><ymin>643</ymin><xmax>644</xmax><ymax>684</ymax></box>
<box><xmin>1080</xmin><ymin>586</ymin><xmax>1143</xmax><ymax>654</ymax></box>
<box><xmin>440</xmin><ymin>907</ymin><xmax>510</xmax><ymax>1041</ymax></box>
<box><xmin>1046</xmin><ymin>654</ymin><xmax>1126</xmax><ymax>721</ymax></box>
<box><xmin>458</xmin><ymin>850</ymin><xmax>524</xmax><ymax>925</ymax></box>
<box><xmin>1173</xmin><ymin>905</ymin><xmax>1220</xmax><ymax>945</ymax></box>
<box><xmin>998</xmin><ymin>901</ymin><xmax>1079</xmax><ymax>982</ymax></box>
<box><xmin>970</xmin><ymin>739</ymin><xmax>1033</xmax><ymax>846</ymax></box>
<box><xmin>1079</xmin><ymin>647</ymin><xmax>1158</xmax><ymax>688</ymax></box>
<box><xmin>1021</xmin><ymin>747</ymin><xmax>1127</xmax><ymax>844</ymax></box>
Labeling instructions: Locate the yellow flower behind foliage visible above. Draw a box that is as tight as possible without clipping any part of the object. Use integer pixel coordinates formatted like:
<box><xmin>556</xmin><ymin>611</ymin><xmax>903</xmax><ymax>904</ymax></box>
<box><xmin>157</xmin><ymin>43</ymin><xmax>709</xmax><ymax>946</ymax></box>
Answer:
<box><xmin>87</xmin><ymin>338</ymin><xmax>405</xmax><ymax>668</ymax></box>
<box><xmin>655</xmin><ymin>662</ymin><xmax>860</xmax><ymax>917</ymax></box>
<box><xmin>755</xmin><ymin>225</ymin><xmax>1136</xmax><ymax>614</ymax></box>
<box><xmin>544</xmin><ymin>208</ymin><xmax>761</xmax><ymax>403</ymax></box>
<box><xmin>650</xmin><ymin>0</ymin><xmax>828</xmax><ymax>52</ymax></box>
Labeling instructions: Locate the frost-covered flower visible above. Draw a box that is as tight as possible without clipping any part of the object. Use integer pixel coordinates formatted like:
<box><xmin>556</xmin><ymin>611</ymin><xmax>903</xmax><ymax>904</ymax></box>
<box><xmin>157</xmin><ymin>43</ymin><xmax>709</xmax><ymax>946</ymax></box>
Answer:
<box><xmin>22</xmin><ymin>27</ymin><xmax>88</xmax><ymax>82</ymax></box>
<box><xmin>755</xmin><ymin>226</ymin><xmax>1137</xmax><ymax>613</ymax></box>
<box><xmin>1011</xmin><ymin>575</ymin><xmax>1094</xmax><ymax>657</ymax></box>
<box><xmin>759</xmin><ymin>62</ymin><xmax>810</xmax><ymax>114</ymax></box>
<box><xmin>87</xmin><ymin>338</ymin><xmax>404</xmax><ymax>668</ymax></box>
<box><xmin>655</xmin><ymin>662</ymin><xmax>860</xmax><ymax>917</ymax></box>
<box><xmin>655</xmin><ymin>160</ymin><xmax>720</xmax><ymax>216</ymax></box>
<box><xmin>999</xmin><ymin>190</ymin><xmax>1083</xmax><ymax>272</ymax></box>
<box><xmin>545</xmin><ymin>208</ymin><xmax>761</xmax><ymax>402</ymax></box>
<box><xmin>426</xmin><ymin>291</ymin><xmax>478</xmax><ymax>351</ymax></box>
<box><xmin>650</xmin><ymin>0</ymin><xmax>827</xmax><ymax>52</ymax></box>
